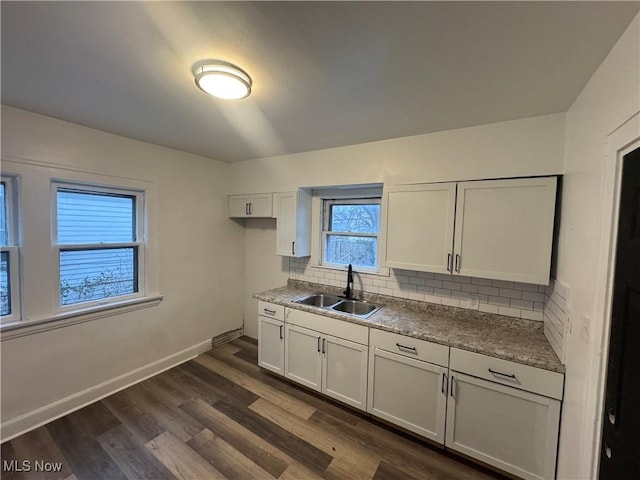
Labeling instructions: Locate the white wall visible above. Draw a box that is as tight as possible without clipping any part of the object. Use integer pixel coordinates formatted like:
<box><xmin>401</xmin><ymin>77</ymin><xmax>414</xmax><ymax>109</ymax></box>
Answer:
<box><xmin>554</xmin><ymin>14</ymin><xmax>640</xmax><ymax>479</ymax></box>
<box><xmin>0</xmin><ymin>106</ymin><xmax>244</xmax><ymax>437</ymax></box>
<box><xmin>230</xmin><ymin>113</ymin><xmax>566</xmax><ymax>339</ymax></box>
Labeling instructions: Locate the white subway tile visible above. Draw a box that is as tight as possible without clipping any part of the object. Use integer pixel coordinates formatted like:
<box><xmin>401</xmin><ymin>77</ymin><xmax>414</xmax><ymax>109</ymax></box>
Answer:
<box><xmin>442</xmin><ymin>281</ymin><xmax>461</xmax><ymax>291</ymax></box>
<box><xmin>408</xmin><ymin>292</ymin><xmax>425</xmax><ymax>301</ymax></box>
<box><xmin>455</xmin><ymin>276</ymin><xmax>473</xmax><ymax>284</ymax></box>
<box><xmin>416</xmin><ymin>285</ymin><xmax>434</xmax><ymax>295</ymax></box>
<box><xmin>522</xmin><ymin>291</ymin><xmax>545</xmax><ymax>302</ymax></box>
<box><xmin>498</xmin><ymin>306</ymin><xmax>521</xmax><ymax>318</ymax></box>
<box><xmin>499</xmin><ymin>288</ymin><xmax>522</xmax><ymax>299</ymax></box>
<box><xmin>514</xmin><ymin>282</ymin><xmax>539</xmax><ymax>292</ymax></box>
<box><xmin>521</xmin><ymin>310</ymin><xmax>544</xmax><ymax>321</ymax></box>
<box><xmin>460</xmin><ymin>283</ymin><xmax>479</xmax><ymax>293</ymax></box>
<box><xmin>395</xmin><ymin>274</ymin><xmax>410</xmax><ymax>284</ymax></box>
<box><xmin>393</xmin><ymin>290</ymin><xmax>409</xmax><ymax>299</ymax></box>
<box><xmin>471</xmin><ymin>277</ymin><xmax>494</xmax><ymax>286</ymax></box>
<box><xmin>452</xmin><ymin>291</ymin><xmax>471</xmax><ymax>300</ymax></box>
<box><xmin>534</xmin><ymin>302</ymin><xmax>545</xmax><ymax>312</ymax></box>
<box><xmin>424</xmin><ymin>294</ymin><xmax>442</xmax><ymax>305</ymax></box>
<box><xmin>366</xmin><ymin>285</ymin><xmax>379</xmax><ymax>294</ymax></box>
<box><xmin>538</xmin><ymin>285</ymin><xmax>548</xmax><ymax>293</ymax></box>
<box><xmin>401</xmin><ymin>284</ymin><xmax>417</xmax><ymax>292</ymax></box>
<box><xmin>478</xmin><ymin>286</ymin><xmax>500</xmax><ymax>296</ymax></box>
<box><xmin>492</xmin><ymin>279</ymin><xmax>515</xmax><ymax>289</ymax></box>
<box><xmin>488</xmin><ymin>296</ymin><xmax>510</xmax><ymax>307</ymax></box>
<box><xmin>510</xmin><ymin>299</ymin><xmax>534</xmax><ymax>310</ymax></box>
<box><xmin>417</xmin><ymin>271</ymin><xmax>435</xmax><ymax>279</ymax></box>
<box><xmin>479</xmin><ymin>303</ymin><xmax>499</xmax><ymax>314</ymax></box>
<box><xmin>408</xmin><ymin>276</ymin><xmax>426</xmax><ymax>286</ymax></box>
<box><xmin>426</xmin><ymin>279</ymin><xmax>443</xmax><ymax>288</ymax></box>
<box><xmin>435</xmin><ymin>273</ymin><xmax>453</xmax><ymax>281</ymax></box>
<box><xmin>373</xmin><ymin>279</ymin><xmax>389</xmax><ymax>288</ymax></box>
<box><xmin>442</xmin><ymin>297</ymin><xmax>460</xmax><ymax>307</ymax></box>
<box><xmin>434</xmin><ymin>288</ymin><xmax>452</xmax><ymax>297</ymax></box>
<box><xmin>378</xmin><ymin>287</ymin><xmax>393</xmax><ymax>296</ymax></box>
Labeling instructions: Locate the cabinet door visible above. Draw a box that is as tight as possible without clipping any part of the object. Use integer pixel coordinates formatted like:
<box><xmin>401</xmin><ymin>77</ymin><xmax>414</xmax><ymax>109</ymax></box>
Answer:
<box><xmin>248</xmin><ymin>194</ymin><xmax>273</xmax><ymax>217</ymax></box>
<box><xmin>322</xmin><ymin>335</ymin><xmax>368</xmax><ymax>411</ymax></box>
<box><xmin>284</xmin><ymin>324</ymin><xmax>322</xmax><ymax>391</ymax></box>
<box><xmin>258</xmin><ymin>316</ymin><xmax>284</xmax><ymax>375</ymax></box>
<box><xmin>446</xmin><ymin>372</ymin><xmax>561</xmax><ymax>480</ymax></box>
<box><xmin>368</xmin><ymin>347</ymin><xmax>448</xmax><ymax>444</ymax></box>
<box><xmin>453</xmin><ymin>177</ymin><xmax>556</xmax><ymax>284</ymax></box>
<box><xmin>382</xmin><ymin>183</ymin><xmax>456</xmax><ymax>273</ymax></box>
<box><xmin>275</xmin><ymin>191</ymin><xmax>311</xmax><ymax>257</ymax></box>
<box><xmin>228</xmin><ymin>195</ymin><xmax>250</xmax><ymax>217</ymax></box>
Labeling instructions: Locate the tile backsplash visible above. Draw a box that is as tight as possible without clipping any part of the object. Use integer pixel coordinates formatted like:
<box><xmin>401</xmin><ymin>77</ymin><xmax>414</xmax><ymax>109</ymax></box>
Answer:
<box><xmin>289</xmin><ymin>258</ymin><xmax>546</xmax><ymax>322</ymax></box>
<box><xmin>543</xmin><ymin>279</ymin><xmax>570</xmax><ymax>363</ymax></box>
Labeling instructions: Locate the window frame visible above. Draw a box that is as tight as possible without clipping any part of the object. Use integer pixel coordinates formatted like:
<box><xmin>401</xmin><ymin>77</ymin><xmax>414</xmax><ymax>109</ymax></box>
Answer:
<box><xmin>1</xmin><ymin>174</ymin><xmax>21</xmax><ymax>324</ymax></box>
<box><xmin>321</xmin><ymin>197</ymin><xmax>381</xmax><ymax>272</ymax></box>
<box><xmin>51</xmin><ymin>181</ymin><xmax>146</xmax><ymax>313</ymax></box>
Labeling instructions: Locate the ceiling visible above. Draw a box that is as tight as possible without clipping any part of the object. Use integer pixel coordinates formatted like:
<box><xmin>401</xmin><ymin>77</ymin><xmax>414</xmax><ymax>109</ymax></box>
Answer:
<box><xmin>2</xmin><ymin>2</ymin><xmax>638</xmax><ymax>163</ymax></box>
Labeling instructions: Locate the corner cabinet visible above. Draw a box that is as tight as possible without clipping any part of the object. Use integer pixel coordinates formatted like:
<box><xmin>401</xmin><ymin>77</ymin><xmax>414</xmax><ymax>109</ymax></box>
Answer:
<box><xmin>274</xmin><ymin>191</ymin><xmax>312</xmax><ymax>257</ymax></box>
<box><xmin>284</xmin><ymin>308</ymin><xmax>369</xmax><ymax>411</ymax></box>
<box><xmin>257</xmin><ymin>301</ymin><xmax>285</xmax><ymax>375</ymax></box>
<box><xmin>381</xmin><ymin>177</ymin><xmax>557</xmax><ymax>284</ymax></box>
<box><xmin>228</xmin><ymin>193</ymin><xmax>273</xmax><ymax>218</ymax></box>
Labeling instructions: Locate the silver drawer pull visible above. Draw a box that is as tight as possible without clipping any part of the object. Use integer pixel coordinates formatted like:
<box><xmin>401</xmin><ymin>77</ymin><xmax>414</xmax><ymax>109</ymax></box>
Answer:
<box><xmin>489</xmin><ymin>368</ymin><xmax>516</xmax><ymax>379</ymax></box>
<box><xmin>263</xmin><ymin>308</ymin><xmax>277</xmax><ymax>315</ymax></box>
<box><xmin>396</xmin><ymin>343</ymin><xmax>417</xmax><ymax>353</ymax></box>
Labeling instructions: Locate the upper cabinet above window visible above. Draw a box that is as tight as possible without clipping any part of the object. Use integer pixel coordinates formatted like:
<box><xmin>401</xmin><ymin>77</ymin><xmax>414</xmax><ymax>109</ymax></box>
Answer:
<box><xmin>381</xmin><ymin>177</ymin><xmax>557</xmax><ymax>285</ymax></box>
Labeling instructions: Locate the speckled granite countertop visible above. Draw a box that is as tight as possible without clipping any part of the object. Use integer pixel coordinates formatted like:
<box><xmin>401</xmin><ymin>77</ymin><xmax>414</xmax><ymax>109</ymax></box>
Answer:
<box><xmin>254</xmin><ymin>280</ymin><xmax>564</xmax><ymax>374</ymax></box>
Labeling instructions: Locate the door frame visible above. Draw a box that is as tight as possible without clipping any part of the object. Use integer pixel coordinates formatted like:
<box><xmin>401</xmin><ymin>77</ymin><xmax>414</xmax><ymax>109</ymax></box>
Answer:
<box><xmin>586</xmin><ymin>112</ymin><xmax>640</xmax><ymax>477</ymax></box>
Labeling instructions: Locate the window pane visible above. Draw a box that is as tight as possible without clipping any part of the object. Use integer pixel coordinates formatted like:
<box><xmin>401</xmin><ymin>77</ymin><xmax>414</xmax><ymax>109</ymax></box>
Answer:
<box><xmin>330</xmin><ymin>204</ymin><xmax>380</xmax><ymax>233</ymax></box>
<box><xmin>1</xmin><ymin>251</ymin><xmax>10</xmax><ymax>315</ymax></box>
<box><xmin>0</xmin><ymin>182</ymin><xmax>7</xmax><ymax>246</ymax></box>
<box><xmin>60</xmin><ymin>247</ymin><xmax>137</xmax><ymax>306</ymax></box>
<box><xmin>57</xmin><ymin>190</ymin><xmax>135</xmax><ymax>244</ymax></box>
<box><xmin>325</xmin><ymin>235</ymin><xmax>377</xmax><ymax>269</ymax></box>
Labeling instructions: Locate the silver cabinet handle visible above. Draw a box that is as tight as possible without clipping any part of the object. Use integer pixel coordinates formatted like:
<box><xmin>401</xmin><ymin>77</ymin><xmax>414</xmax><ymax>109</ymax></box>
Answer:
<box><xmin>441</xmin><ymin>372</ymin><xmax>447</xmax><ymax>394</ymax></box>
<box><xmin>279</xmin><ymin>325</ymin><xmax>283</xmax><ymax>340</ymax></box>
<box><xmin>488</xmin><ymin>368</ymin><xmax>516</xmax><ymax>379</ymax></box>
<box><xmin>249</xmin><ymin>202</ymin><xmax>252</xmax><ymax>215</ymax></box>
<box><xmin>447</xmin><ymin>253</ymin><xmax>452</xmax><ymax>272</ymax></box>
<box><xmin>450</xmin><ymin>375</ymin><xmax>456</xmax><ymax>398</ymax></box>
<box><xmin>263</xmin><ymin>308</ymin><xmax>276</xmax><ymax>315</ymax></box>
<box><xmin>455</xmin><ymin>254</ymin><xmax>461</xmax><ymax>273</ymax></box>
<box><xmin>317</xmin><ymin>336</ymin><xmax>321</xmax><ymax>352</ymax></box>
<box><xmin>245</xmin><ymin>203</ymin><xmax>249</xmax><ymax>215</ymax></box>
<box><xmin>322</xmin><ymin>338</ymin><xmax>326</xmax><ymax>354</ymax></box>
<box><xmin>291</xmin><ymin>241</ymin><xmax>295</xmax><ymax>255</ymax></box>
<box><xmin>396</xmin><ymin>343</ymin><xmax>417</xmax><ymax>353</ymax></box>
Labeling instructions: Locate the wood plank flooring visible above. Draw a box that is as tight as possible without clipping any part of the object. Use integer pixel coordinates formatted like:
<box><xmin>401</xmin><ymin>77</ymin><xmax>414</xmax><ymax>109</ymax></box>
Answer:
<box><xmin>1</xmin><ymin>337</ymin><xmax>506</xmax><ymax>480</ymax></box>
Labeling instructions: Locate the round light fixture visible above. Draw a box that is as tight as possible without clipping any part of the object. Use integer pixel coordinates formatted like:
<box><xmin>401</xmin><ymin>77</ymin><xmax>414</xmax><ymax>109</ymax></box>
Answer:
<box><xmin>193</xmin><ymin>60</ymin><xmax>252</xmax><ymax>100</ymax></box>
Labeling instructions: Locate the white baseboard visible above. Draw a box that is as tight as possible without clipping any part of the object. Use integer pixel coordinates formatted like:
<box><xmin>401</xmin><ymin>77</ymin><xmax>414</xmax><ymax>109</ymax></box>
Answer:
<box><xmin>0</xmin><ymin>339</ymin><xmax>212</xmax><ymax>442</ymax></box>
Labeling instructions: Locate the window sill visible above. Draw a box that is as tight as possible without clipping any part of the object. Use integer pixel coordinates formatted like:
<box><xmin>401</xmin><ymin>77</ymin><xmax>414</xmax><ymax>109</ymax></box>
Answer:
<box><xmin>311</xmin><ymin>263</ymin><xmax>391</xmax><ymax>278</ymax></box>
<box><xmin>0</xmin><ymin>295</ymin><xmax>163</xmax><ymax>341</ymax></box>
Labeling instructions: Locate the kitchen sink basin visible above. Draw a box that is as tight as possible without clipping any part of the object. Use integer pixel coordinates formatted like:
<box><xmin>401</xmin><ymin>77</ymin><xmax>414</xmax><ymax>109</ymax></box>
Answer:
<box><xmin>294</xmin><ymin>294</ymin><xmax>343</xmax><ymax>307</ymax></box>
<box><xmin>331</xmin><ymin>300</ymin><xmax>381</xmax><ymax>317</ymax></box>
<box><xmin>293</xmin><ymin>294</ymin><xmax>383</xmax><ymax>319</ymax></box>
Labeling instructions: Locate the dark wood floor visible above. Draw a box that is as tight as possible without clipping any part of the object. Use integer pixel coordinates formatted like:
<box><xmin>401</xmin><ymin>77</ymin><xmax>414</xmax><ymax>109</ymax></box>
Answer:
<box><xmin>1</xmin><ymin>337</ymin><xmax>504</xmax><ymax>480</ymax></box>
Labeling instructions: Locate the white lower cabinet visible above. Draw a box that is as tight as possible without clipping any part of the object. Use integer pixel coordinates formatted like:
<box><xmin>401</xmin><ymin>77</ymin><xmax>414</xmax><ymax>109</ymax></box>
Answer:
<box><xmin>257</xmin><ymin>301</ymin><xmax>285</xmax><ymax>375</ymax></box>
<box><xmin>368</xmin><ymin>347</ymin><xmax>448</xmax><ymax>444</ymax></box>
<box><xmin>447</xmin><ymin>349</ymin><xmax>563</xmax><ymax>480</ymax></box>
<box><xmin>284</xmin><ymin>308</ymin><xmax>369</xmax><ymax>411</ymax></box>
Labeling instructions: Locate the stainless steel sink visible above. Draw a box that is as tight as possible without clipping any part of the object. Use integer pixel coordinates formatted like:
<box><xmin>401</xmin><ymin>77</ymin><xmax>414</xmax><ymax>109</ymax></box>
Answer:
<box><xmin>293</xmin><ymin>293</ymin><xmax>383</xmax><ymax>319</ymax></box>
<box><xmin>294</xmin><ymin>294</ymin><xmax>342</xmax><ymax>307</ymax></box>
<box><xmin>331</xmin><ymin>300</ymin><xmax>382</xmax><ymax>317</ymax></box>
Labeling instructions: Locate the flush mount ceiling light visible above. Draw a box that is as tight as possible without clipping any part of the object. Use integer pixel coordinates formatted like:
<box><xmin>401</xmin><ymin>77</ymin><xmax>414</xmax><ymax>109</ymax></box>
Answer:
<box><xmin>192</xmin><ymin>60</ymin><xmax>252</xmax><ymax>100</ymax></box>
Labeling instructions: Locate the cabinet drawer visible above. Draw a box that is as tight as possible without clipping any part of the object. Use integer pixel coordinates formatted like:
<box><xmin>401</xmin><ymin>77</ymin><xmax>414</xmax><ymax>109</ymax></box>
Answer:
<box><xmin>450</xmin><ymin>348</ymin><xmax>564</xmax><ymax>400</ymax></box>
<box><xmin>370</xmin><ymin>328</ymin><xmax>449</xmax><ymax>367</ymax></box>
<box><xmin>285</xmin><ymin>308</ymin><xmax>369</xmax><ymax>345</ymax></box>
<box><xmin>258</xmin><ymin>301</ymin><xmax>285</xmax><ymax>321</ymax></box>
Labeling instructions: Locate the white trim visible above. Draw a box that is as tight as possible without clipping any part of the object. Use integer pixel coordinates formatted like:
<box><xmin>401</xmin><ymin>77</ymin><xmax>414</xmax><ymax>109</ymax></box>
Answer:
<box><xmin>586</xmin><ymin>112</ymin><xmax>640</xmax><ymax>478</ymax></box>
<box><xmin>0</xmin><ymin>294</ymin><xmax>163</xmax><ymax>341</ymax></box>
<box><xmin>0</xmin><ymin>338</ymin><xmax>211</xmax><ymax>442</ymax></box>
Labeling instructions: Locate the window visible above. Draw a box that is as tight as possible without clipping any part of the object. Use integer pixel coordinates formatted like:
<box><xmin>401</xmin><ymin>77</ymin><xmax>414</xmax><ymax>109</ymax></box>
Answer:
<box><xmin>322</xmin><ymin>198</ymin><xmax>381</xmax><ymax>270</ymax></box>
<box><xmin>1</xmin><ymin>175</ymin><xmax>20</xmax><ymax>323</ymax></box>
<box><xmin>54</xmin><ymin>183</ymin><xmax>144</xmax><ymax>309</ymax></box>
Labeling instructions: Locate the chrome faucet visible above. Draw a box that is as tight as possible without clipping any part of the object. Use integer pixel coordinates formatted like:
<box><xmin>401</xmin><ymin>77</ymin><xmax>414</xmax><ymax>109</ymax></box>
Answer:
<box><xmin>343</xmin><ymin>264</ymin><xmax>354</xmax><ymax>299</ymax></box>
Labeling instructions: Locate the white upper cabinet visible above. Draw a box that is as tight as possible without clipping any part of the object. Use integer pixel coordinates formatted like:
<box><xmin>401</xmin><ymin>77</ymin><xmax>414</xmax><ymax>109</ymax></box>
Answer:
<box><xmin>274</xmin><ymin>190</ymin><xmax>312</xmax><ymax>257</ymax></box>
<box><xmin>382</xmin><ymin>183</ymin><xmax>456</xmax><ymax>273</ymax></box>
<box><xmin>228</xmin><ymin>193</ymin><xmax>273</xmax><ymax>218</ymax></box>
<box><xmin>382</xmin><ymin>177</ymin><xmax>557</xmax><ymax>284</ymax></box>
<box><xmin>453</xmin><ymin>177</ymin><xmax>557</xmax><ymax>284</ymax></box>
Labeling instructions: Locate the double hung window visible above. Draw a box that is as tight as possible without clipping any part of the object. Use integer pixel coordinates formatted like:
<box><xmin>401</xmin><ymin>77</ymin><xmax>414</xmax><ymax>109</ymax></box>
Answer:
<box><xmin>322</xmin><ymin>198</ymin><xmax>381</xmax><ymax>270</ymax></box>
<box><xmin>1</xmin><ymin>175</ymin><xmax>20</xmax><ymax>322</ymax></box>
<box><xmin>54</xmin><ymin>183</ymin><xmax>144</xmax><ymax>309</ymax></box>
